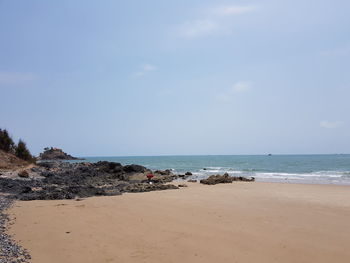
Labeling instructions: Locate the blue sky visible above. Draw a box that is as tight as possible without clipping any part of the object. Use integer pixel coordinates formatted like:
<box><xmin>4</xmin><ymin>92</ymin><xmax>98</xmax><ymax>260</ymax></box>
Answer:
<box><xmin>0</xmin><ymin>0</ymin><xmax>349</xmax><ymax>156</ymax></box>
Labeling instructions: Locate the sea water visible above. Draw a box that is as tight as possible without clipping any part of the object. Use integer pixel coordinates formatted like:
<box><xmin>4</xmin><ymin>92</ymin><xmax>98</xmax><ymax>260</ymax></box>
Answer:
<box><xmin>80</xmin><ymin>155</ymin><xmax>350</xmax><ymax>185</ymax></box>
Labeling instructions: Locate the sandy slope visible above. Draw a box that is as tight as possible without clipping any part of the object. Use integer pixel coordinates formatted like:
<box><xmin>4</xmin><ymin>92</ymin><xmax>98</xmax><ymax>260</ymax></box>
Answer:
<box><xmin>8</xmin><ymin>182</ymin><xmax>350</xmax><ymax>263</ymax></box>
<box><xmin>0</xmin><ymin>150</ymin><xmax>29</xmax><ymax>170</ymax></box>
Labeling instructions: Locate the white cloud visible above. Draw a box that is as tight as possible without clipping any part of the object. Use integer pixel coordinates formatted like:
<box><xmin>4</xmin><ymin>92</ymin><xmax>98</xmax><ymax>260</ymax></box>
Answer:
<box><xmin>217</xmin><ymin>81</ymin><xmax>253</xmax><ymax>102</ymax></box>
<box><xmin>175</xmin><ymin>4</ymin><xmax>258</xmax><ymax>38</ymax></box>
<box><xmin>233</xmin><ymin>81</ymin><xmax>253</xmax><ymax>92</ymax></box>
<box><xmin>135</xmin><ymin>64</ymin><xmax>156</xmax><ymax>77</ymax></box>
<box><xmin>213</xmin><ymin>5</ymin><xmax>258</xmax><ymax>16</ymax></box>
<box><xmin>320</xmin><ymin>121</ymin><xmax>344</xmax><ymax>129</ymax></box>
<box><xmin>177</xmin><ymin>20</ymin><xmax>218</xmax><ymax>38</ymax></box>
<box><xmin>0</xmin><ymin>72</ymin><xmax>38</xmax><ymax>85</ymax></box>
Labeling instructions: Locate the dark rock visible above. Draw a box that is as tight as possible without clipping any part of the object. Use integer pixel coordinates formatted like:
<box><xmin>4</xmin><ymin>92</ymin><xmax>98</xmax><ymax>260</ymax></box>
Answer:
<box><xmin>1</xmin><ymin>161</ymin><xmax>179</xmax><ymax>201</ymax></box>
<box><xmin>178</xmin><ymin>184</ymin><xmax>188</xmax><ymax>187</ymax></box>
<box><xmin>185</xmin><ymin>172</ymin><xmax>192</xmax><ymax>176</ymax></box>
<box><xmin>18</xmin><ymin>170</ymin><xmax>29</xmax><ymax>178</ymax></box>
<box><xmin>187</xmin><ymin>179</ymin><xmax>197</xmax><ymax>183</ymax></box>
<box><xmin>154</xmin><ymin>169</ymin><xmax>172</xmax><ymax>175</ymax></box>
<box><xmin>123</xmin><ymin>183</ymin><xmax>178</xmax><ymax>193</ymax></box>
<box><xmin>21</xmin><ymin>186</ymin><xmax>32</xmax><ymax>193</ymax></box>
<box><xmin>200</xmin><ymin>173</ymin><xmax>255</xmax><ymax>185</ymax></box>
<box><xmin>150</xmin><ymin>175</ymin><xmax>178</xmax><ymax>184</ymax></box>
<box><xmin>37</xmin><ymin>161</ymin><xmax>59</xmax><ymax>169</ymax></box>
<box><xmin>39</xmin><ymin>147</ymin><xmax>82</xmax><ymax>160</ymax></box>
<box><xmin>123</xmin><ymin>164</ymin><xmax>149</xmax><ymax>173</ymax></box>
<box><xmin>30</xmin><ymin>167</ymin><xmax>42</xmax><ymax>173</ymax></box>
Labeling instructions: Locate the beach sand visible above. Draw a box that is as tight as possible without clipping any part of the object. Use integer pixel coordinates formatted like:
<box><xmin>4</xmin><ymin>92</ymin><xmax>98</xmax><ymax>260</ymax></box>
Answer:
<box><xmin>7</xmin><ymin>182</ymin><xmax>350</xmax><ymax>263</ymax></box>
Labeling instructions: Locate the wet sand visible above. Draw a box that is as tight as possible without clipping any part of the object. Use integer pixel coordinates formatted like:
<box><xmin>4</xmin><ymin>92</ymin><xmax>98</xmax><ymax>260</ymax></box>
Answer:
<box><xmin>8</xmin><ymin>182</ymin><xmax>350</xmax><ymax>263</ymax></box>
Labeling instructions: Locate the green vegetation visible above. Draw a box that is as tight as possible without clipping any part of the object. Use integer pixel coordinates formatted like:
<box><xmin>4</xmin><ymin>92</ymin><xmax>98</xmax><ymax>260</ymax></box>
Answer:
<box><xmin>15</xmin><ymin>139</ymin><xmax>35</xmax><ymax>162</ymax></box>
<box><xmin>0</xmin><ymin>128</ymin><xmax>35</xmax><ymax>163</ymax></box>
<box><xmin>0</xmin><ymin>128</ymin><xmax>15</xmax><ymax>153</ymax></box>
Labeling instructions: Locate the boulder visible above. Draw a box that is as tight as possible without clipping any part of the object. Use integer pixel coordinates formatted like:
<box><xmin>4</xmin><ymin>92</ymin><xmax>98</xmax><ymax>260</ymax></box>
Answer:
<box><xmin>187</xmin><ymin>179</ymin><xmax>197</xmax><ymax>183</ymax></box>
<box><xmin>123</xmin><ymin>164</ymin><xmax>149</xmax><ymax>173</ymax></box>
<box><xmin>18</xmin><ymin>170</ymin><xmax>29</xmax><ymax>178</ymax></box>
<box><xmin>151</xmin><ymin>174</ymin><xmax>178</xmax><ymax>184</ymax></box>
<box><xmin>154</xmin><ymin>169</ymin><xmax>172</xmax><ymax>175</ymax></box>
<box><xmin>200</xmin><ymin>173</ymin><xmax>255</xmax><ymax>185</ymax></box>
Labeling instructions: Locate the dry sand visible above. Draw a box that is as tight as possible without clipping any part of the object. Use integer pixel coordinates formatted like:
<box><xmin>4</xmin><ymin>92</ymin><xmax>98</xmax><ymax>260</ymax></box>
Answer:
<box><xmin>7</xmin><ymin>182</ymin><xmax>350</xmax><ymax>263</ymax></box>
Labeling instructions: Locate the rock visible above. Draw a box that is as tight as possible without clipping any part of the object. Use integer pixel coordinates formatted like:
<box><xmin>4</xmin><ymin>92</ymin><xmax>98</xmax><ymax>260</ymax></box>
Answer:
<box><xmin>0</xmin><ymin>196</ymin><xmax>31</xmax><ymax>262</ymax></box>
<box><xmin>18</xmin><ymin>170</ymin><xmax>29</xmax><ymax>178</ymax></box>
<box><xmin>122</xmin><ymin>183</ymin><xmax>178</xmax><ymax>193</ymax></box>
<box><xmin>187</xmin><ymin>179</ymin><xmax>197</xmax><ymax>183</ymax></box>
<box><xmin>1</xmin><ymin>161</ymin><xmax>179</xmax><ymax>200</ymax></box>
<box><xmin>185</xmin><ymin>172</ymin><xmax>192</xmax><ymax>176</ymax></box>
<box><xmin>200</xmin><ymin>173</ymin><xmax>255</xmax><ymax>185</ymax></box>
<box><xmin>21</xmin><ymin>186</ymin><xmax>32</xmax><ymax>193</ymax></box>
<box><xmin>123</xmin><ymin>164</ymin><xmax>150</xmax><ymax>173</ymax></box>
<box><xmin>38</xmin><ymin>147</ymin><xmax>82</xmax><ymax>160</ymax></box>
<box><xmin>178</xmin><ymin>184</ymin><xmax>188</xmax><ymax>187</ymax></box>
<box><xmin>232</xmin><ymin>176</ymin><xmax>255</xmax><ymax>182</ymax></box>
<box><xmin>151</xmin><ymin>174</ymin><xmax>178</xmax><ymax>184</ymax></box>
<box><xmin>154</xmin><ymin>169</ymin><xmax>172</xmax><ymax>175</ymax></box>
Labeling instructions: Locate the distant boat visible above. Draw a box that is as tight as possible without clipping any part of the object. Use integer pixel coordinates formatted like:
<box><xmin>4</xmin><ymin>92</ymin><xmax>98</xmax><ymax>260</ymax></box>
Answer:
<box><xmin>268</xmin><ymin>154</ymin><xmax>272</xmax><ymax>156</ymax></box>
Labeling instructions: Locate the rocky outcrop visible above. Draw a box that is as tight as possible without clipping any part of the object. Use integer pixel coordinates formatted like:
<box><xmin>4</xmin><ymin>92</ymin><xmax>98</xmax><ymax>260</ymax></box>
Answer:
<box><xmin>0</xmin><ymin>161</ymin><xmax>179</xmax><ymax>200</ymax></box>
<box><xmin>200</xmin><ymin>173</ymin><xmax>255</xmax><ymax>185</ymax></box>
<box><xmin>38</xmin><ymin>147</ymin><xmax>82</xmax><ymax>160</ymax></box>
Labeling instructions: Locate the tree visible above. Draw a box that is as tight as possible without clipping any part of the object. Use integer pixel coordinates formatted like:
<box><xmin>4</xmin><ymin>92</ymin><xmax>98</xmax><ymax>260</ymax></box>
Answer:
<box><xmin>0</xmin><ymin>129</ymin><xmax>16</xmax><ymax>153</ymax></box>
<box><xmin>15</xmin><ymin>139</ymin><xmax>35</xmax><ymax>162</ymax></box>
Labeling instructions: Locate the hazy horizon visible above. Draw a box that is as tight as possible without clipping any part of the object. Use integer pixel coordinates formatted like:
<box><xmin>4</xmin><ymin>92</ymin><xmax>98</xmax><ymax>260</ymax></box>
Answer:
<box><xmin>1</xmin><ymin>0</ymin><xmax>349</xmax><ymax>156</ymax></box>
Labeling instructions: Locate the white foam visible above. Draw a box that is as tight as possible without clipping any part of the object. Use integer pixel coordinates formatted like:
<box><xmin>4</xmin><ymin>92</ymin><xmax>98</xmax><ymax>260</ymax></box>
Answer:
<box><xmin>192</xmin><ymin>170</ymin><xmax>350</xmax><ymax>182</ymax></box>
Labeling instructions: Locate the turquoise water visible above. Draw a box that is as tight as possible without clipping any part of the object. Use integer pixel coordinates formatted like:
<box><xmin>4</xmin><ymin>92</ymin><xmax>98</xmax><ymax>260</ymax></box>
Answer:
<box><xmin>80</xmin><ymin>155</ymin><xmax>350</xmax><ymax>185</ymax></box>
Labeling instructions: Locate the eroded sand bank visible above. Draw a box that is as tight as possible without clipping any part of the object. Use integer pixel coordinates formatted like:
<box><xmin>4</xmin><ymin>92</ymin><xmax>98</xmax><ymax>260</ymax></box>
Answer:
<box><xmin>8</xmin><ymin>182</ymin><xmax>350</xmax><ymax>263</ymax></box>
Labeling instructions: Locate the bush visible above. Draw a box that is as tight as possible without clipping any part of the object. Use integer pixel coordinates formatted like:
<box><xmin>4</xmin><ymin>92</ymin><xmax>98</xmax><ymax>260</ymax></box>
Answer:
<box><xmin>0</xmin><ymin>129</ymin><xmax>16</xmax><ymax>153</ymax></box>
<box><xmin>15</xmin><ymin>139</ymin><xmax>35</xmax><ymax>163</ymax></box>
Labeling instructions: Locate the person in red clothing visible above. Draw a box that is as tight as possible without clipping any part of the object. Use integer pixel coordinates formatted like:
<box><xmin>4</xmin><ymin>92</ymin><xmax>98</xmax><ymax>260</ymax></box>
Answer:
<box><xmin>146</xmin><ymin>173</ymin><xmax>154</xmax><ymax>184</ymax></box>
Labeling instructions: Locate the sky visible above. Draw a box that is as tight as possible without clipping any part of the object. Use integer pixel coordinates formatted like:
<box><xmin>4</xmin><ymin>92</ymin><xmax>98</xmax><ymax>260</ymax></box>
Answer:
<box><xmin>0</xmin><ymin>0</ymin><xmax>350</xmax><ymax>156</ymax></box>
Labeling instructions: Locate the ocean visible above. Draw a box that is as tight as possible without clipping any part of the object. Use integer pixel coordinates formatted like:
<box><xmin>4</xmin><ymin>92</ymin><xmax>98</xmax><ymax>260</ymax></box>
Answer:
<box><xmin>80</xmin><ymin>155</ymin><xmax>350</xmax><ymax>185</ymax></box>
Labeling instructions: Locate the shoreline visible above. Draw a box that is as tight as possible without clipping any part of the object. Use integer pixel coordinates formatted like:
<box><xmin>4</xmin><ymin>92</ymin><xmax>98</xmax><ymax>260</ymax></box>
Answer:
<box><xmin>254</xmin><ymin>178</ymin><xmax>350</xmax><ymax>186</ymax></box>
<box><xmin>7</xmin><ymin>181</ymin><xmax>350</xmax><ymax>263</ymax></box>
<box><xmin>0</xmin><ymin>195</ymin><xmax>31</xmax><ymax>262</ymax></box>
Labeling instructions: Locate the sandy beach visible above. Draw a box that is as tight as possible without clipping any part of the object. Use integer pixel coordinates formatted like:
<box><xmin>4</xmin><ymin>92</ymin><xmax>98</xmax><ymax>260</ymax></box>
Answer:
<box><xmin>7</xmin><ymin>182</ymin><xmax>350</xmax><ymax>263</ymax></box>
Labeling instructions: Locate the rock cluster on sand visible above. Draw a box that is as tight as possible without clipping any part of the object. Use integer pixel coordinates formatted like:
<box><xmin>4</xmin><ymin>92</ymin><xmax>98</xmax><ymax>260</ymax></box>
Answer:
<box><xmin>0</xmin><ymin>161</ymin><xmax>179</xmax><ymax>201</ymax></box>
<box><xmin>38</xmin><ymin>147</ymin><xmax>82</xmax><ymax>160</ymax></box>
<box><xmin>200</xmin><ymin>173</ymin><xmax>255</xmax><ymax>185</ymax></box>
